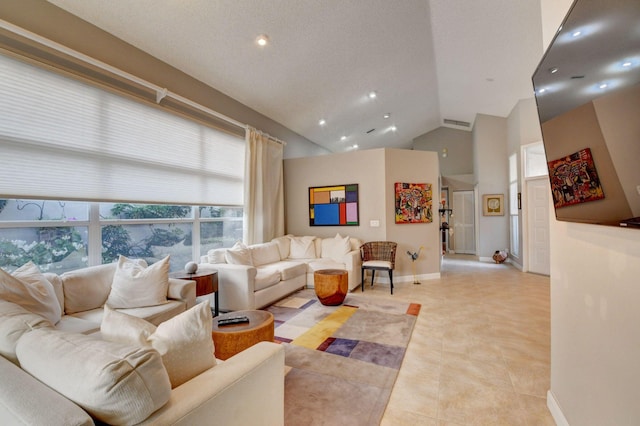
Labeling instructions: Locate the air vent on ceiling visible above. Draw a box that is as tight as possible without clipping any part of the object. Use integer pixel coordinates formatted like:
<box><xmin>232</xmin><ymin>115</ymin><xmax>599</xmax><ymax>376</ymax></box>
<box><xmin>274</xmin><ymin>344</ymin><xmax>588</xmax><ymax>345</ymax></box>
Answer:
<box><xmin>443</xmin><ymin>118</ymin><xmax>471</xmax><ymax>128</ymax></box>
<box><xmin>366</xmin><ymin>128</ymin><xmax>375</xmax><ymax>134</ymax></box>
<box><xmin>571</xmin><ymin>75</ymin><xmax>585</xmax><ymax>79</ymax></box>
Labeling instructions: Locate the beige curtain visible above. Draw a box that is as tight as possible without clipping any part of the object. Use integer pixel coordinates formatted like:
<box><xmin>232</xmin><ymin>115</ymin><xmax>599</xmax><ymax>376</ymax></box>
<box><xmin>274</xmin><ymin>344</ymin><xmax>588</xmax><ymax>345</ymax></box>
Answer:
<box><xmin>244</xmin><ymin>128</ymin><xmax>285</xmax><ymax>245</ymax></box>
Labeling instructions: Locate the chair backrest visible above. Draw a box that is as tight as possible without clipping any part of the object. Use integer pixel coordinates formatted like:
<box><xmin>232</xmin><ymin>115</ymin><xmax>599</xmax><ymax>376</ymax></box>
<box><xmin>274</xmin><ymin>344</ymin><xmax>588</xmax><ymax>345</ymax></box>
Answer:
<box><xmin>360</xmin><ymin>241</ymin><xmax>398</xmax><ymax>269</ymax></box>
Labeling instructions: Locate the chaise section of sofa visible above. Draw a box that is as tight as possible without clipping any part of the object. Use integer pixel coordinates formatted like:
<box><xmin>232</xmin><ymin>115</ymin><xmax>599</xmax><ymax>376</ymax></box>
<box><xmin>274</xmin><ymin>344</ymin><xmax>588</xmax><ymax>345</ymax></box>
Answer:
<box><xmin>199</xmin><ymin>234</ymin><xmax>362</xmax><ymax>312</ymax></box>
<box><xmin>43</xmin><ymin>263</ymin><xmax>196</xmax><ymax>334</ymax></box>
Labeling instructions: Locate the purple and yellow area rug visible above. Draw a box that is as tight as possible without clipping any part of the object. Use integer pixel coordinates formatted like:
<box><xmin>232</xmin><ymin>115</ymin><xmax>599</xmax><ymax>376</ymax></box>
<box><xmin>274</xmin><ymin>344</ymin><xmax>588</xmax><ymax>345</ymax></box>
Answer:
<box><xmin>266</xmin><ymin>289</ymin><xmax>421</xmax><ymax>426</ymax></box>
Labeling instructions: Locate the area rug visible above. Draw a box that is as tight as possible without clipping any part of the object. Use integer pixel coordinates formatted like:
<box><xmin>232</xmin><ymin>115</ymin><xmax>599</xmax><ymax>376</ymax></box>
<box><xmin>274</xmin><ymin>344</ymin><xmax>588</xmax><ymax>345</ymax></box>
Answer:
<box><xmin>266</xmin><ymin>289</ymin><xmax>421</xmax><ymax>426</ymax></box>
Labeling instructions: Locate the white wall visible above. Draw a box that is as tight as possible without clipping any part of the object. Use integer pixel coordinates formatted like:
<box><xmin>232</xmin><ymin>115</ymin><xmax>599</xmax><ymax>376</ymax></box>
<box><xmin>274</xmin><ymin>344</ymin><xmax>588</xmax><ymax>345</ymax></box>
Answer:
<box><xmin>473</xmin><ymin>114</ymin><xmax>509</xmax><ymax>259</ymax></box>
<box><xmin>549</xmin><ymin>219</ymin><xmax>640</xmax><ymax>425</ymax></box>
<box><xmin>283</xmin><ymin>148</ymin><xmax>441</xmax><ymax>280</ymax></box>
<box><xmin>538</xmin><ymin>0</ymin><xmax>640</xmax><ymax>424</ymax></box>
<box><xmin>412</xmin><ymin>127</ymin><xmax>473</xmax><ymax>176</ymax></box>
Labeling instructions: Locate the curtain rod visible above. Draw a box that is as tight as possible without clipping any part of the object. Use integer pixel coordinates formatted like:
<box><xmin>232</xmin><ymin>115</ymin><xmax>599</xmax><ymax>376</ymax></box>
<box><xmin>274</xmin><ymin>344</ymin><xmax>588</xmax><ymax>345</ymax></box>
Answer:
<box><xmin>247</xmin><ymin>127</ymin><xmax>287</xmax><ymax>146</ymax></box>
<box><xmin>0</xmin><ymin>19</ymin><xmax>248</xmax><ymax>131</ymax></box>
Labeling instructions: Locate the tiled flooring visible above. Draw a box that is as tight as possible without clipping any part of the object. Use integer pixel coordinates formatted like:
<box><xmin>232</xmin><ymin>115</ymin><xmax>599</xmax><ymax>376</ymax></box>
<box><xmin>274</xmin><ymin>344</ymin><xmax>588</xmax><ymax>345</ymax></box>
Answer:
<box><xmin>366</xmin><ymin>254</ymin><xmax>554</xmax><ymax>425</ymax></box>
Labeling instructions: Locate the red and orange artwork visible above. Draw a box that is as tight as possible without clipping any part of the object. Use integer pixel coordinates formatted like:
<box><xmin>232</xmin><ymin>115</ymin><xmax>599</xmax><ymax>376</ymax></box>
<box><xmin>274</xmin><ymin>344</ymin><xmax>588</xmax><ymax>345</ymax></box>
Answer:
<box><xmin>395</xmin><ymin>182</ymin><xmax>432</xmax><ymax>224</ymax></box>
<box><xmin>547</xmin><ymin>148</ymin><xmax>604</xmax><ymax>209</ymax></box>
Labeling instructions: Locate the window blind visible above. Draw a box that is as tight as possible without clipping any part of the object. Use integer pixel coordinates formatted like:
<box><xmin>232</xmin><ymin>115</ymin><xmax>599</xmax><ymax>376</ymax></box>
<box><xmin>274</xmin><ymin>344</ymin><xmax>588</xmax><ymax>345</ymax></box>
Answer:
<box><xmin>0</xmin><ymin>53</ymin><xmax>245</xmax><ymax>206</ymax></box>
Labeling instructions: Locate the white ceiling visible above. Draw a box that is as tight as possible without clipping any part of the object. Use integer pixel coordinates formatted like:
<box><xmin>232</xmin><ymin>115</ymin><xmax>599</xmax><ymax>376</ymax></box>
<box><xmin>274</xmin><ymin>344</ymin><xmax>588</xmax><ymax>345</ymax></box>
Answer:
<box><xmin>47</xmin><ymin>0</ymin><xmax>545</xmax><ymax>153</ymax></box>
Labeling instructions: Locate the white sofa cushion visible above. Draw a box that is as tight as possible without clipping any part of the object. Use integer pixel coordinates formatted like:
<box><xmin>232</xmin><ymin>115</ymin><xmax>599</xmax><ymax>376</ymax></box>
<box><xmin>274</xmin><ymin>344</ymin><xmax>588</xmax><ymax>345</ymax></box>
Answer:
<box><xmin>289</xmin><ymin>236</ymin><xmax>316</xmax><ymax>259</ymax></box>
<box><xmin>107</xmin><ymin>255</ymin><xmax>169</xmax><ymax>309</ymax></box>
<box><xmin>254</xmin><ymin>266</ymin><xmax>282</xmax><ymax>291</ymax></box>
<box><xmin>277</xmin><ymin>261</ymin><xmax>309</xmax><ymax>281</ymax></box>
<box><xmin>16</xmin><ymin>329</ymin><xmax>171</xmax><ymax>425</ymax></box>
<box><xmin>101</xmin><ymin>300</ymin><xmax>216</xmax><ymax>388</ymax></box>
<box><xmin>321</xmin><ymin>233</ymin><xmax>352</xmax><ymax>263</ymax></box>
<box><xmin>250</xmin><ymin>242</ymin><xmax>281</xmax><ymax>266</ymax></box>
<box><xmin>61</xmin><ymin>263</ymin><xmax>116</xmax><ymax>314</ymax></box>
<box><xmin>0</xmin><ymin>299</ymin><xmax>54</xmax><ymax>365</ymax></box>
<box><xmin>225</xmin><ymin>241</ymin><xmax>253</xmax><ymax>265</ymax></box>
<box><xmin>0</xmin><ymin>262</ymin><xmax>62</xmax><ymax>324</ymax></box>
<box><xmin>272</xmin><ymin>235</ymin><xmax>292</xmax><ymax>260</ymax></box>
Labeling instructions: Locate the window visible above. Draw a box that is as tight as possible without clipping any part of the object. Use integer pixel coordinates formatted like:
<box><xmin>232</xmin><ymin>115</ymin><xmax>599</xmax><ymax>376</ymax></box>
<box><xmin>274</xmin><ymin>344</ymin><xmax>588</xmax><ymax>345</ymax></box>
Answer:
<box><xmin>0</xmin><ymin>49</ymin><xmax>247</xmax><ymax>274</ymax></box>
<box><xmin>524</xmin><ymin>143</ymin><xmax>548</xmax><ymax>178</ymax></box>
<box><xmin>0</xmin><ymin>199</ymin><xmax>242</xmax><ymax>273</ymax></box>
<box><xmin>509</xmin><ymin>154</ymin><xmax>520</xmax><ymax>258</ymax></box>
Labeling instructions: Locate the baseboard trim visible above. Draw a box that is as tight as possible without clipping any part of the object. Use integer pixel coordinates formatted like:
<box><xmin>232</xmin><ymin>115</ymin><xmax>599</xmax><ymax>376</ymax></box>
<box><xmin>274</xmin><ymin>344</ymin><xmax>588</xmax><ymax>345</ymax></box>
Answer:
<box><xmin>369</xmin><ymin>273</ymin><xmax>441</xmax><ymax>284</ymax></box>
<box><xmin>547</xmin><ymin>390</ymin><xmax>569</xmax><ymax>426</ymax></box>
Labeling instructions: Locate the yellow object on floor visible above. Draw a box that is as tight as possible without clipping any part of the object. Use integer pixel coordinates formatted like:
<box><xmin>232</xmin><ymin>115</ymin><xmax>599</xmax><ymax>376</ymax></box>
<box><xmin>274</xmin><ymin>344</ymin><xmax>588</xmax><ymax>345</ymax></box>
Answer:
<box><xmin>291</xmin><ymin>306</ymin><xmax>357</xmax><ymax>349</ymax></box>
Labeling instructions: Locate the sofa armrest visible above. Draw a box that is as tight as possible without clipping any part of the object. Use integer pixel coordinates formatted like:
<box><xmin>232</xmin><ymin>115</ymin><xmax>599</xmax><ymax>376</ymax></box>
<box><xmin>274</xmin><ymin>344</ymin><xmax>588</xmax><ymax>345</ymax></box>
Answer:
<box><xmin>198</xmin><ymin>263</ymin><xmax>257</xmax><ymax>312</ymax></box>
<box><xmin>343</xmin><ymin>250</ymin><xmax>362</xmax><ymax>290</ymax></box>
<box><xmin>138</xmin><ymin>342</ymin><xmax>284</xmax><ymax>426</ymax></box>
<box><xmin>167</xmin><ymin>278</ymin><xmax>196</xmax><ymax>310</ymax></box>
<box><xmin>0</xmin><ymin>355</ymin><xmax>94</xmax><ymax>426</ymax></box>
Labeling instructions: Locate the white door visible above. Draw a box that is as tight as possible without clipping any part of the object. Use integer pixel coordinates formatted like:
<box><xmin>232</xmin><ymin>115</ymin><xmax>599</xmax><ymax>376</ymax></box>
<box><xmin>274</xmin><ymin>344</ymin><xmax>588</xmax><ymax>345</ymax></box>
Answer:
<box><xmin>527</xmin><ymin>178</ymin><xmax>550</xmax><ymax>275</ymax></box>
<box><xmin>452</xmin><ymin>190</ymin><xmax>475</xmax><ymax>254</ymax></box>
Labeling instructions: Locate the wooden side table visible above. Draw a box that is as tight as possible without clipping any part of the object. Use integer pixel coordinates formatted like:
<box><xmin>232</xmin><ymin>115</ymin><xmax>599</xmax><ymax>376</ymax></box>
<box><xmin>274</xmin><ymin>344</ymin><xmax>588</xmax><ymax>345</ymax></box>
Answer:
<box><xmin>314</xmin><ymin>269</ymin><xmax>348</xmax><ymax>305</ymax></box>
<box><xmin>211</xmin><ymin>310</ymin><xmax>274</xmax><ymax>360</ymax></box>
<box><xmin>169</xmin><ymin>270</ymin><xmax>219</xmax><ymax>316</ymax></box>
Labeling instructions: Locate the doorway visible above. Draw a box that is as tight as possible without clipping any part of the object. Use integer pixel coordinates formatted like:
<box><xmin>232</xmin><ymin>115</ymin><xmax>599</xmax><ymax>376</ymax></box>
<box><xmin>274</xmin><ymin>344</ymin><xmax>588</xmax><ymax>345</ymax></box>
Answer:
<box><xmin>452</xmin><ymin>190</ymin><xmax>475</xmax><ymax>254</ymax></box>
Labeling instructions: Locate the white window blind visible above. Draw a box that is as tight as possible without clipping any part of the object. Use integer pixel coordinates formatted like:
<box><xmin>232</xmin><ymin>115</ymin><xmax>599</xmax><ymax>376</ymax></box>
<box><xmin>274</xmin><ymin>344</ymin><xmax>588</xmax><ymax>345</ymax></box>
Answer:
<box><xmin>0</xmin><ymin>53</ymin><xmax>245</xmax><ymax>205</ymax></box>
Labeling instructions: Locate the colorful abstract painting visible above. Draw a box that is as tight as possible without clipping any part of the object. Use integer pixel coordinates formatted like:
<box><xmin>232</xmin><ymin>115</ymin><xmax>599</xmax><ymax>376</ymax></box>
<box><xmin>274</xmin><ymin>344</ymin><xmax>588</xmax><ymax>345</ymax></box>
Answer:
<box><xmin>548</xmin><ymin>148</ymin><xmax>604</xmax><ymax>209</ymax></box>
<box><xmin>309</xmin><ymin>184</ymin><xmax>359</xmax><ymax>226</ymax></box>
<box><xmin>394</xmin><ymin>182</ymin><xmax>432</xmax><ymax>224</ymax></box>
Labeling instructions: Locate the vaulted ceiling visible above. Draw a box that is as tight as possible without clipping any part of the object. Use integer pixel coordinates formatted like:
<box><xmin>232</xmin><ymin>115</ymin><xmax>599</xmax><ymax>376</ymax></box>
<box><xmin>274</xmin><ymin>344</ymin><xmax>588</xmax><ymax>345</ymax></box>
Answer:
<box><xmin>48</xmin><ymin>0</ymin><xmax>545</xmax><ymax>152</ymax></box>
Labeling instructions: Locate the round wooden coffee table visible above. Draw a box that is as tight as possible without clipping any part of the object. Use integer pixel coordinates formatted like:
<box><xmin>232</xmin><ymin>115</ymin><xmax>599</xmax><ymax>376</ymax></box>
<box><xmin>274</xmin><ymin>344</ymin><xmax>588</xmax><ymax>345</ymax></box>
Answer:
<box><xmin>211</xmin><ymin>310</ymin><xmax>274</xmax><ymax>360</ymax></box>
<box><xmin>314</xmin><ymin>269</ymin><xmax>348</xmax><ymax>305</ymax></box>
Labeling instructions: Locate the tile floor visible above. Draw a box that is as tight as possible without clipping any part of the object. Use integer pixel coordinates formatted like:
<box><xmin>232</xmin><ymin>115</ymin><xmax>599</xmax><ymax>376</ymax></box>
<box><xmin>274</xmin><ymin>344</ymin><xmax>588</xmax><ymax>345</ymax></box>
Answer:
<box><xmin>365</xmin><ymin>254</ymin><xmax>555</xmax><ymax>425</ymax></box>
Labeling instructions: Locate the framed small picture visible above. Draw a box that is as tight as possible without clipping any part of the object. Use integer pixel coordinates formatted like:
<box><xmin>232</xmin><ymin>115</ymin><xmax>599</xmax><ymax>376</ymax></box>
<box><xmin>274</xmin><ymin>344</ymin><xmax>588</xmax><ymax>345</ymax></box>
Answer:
<box><xmin>483</xmin><ymin>194</ymin><xmax>504</xmax><ymax>216</ymax></box>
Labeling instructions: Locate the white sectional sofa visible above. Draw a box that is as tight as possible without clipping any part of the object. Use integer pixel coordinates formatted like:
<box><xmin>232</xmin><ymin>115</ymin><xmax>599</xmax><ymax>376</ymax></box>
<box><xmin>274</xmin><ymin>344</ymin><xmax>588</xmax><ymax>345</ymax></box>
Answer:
<box><xmin>0</xmin><ymin>259</ymin><xmax>285</xmax><ymax>425</ymax></box>
<box><xmin>199</xmin><ymin>234</ymin><xmax>362</xmax><ymax>312</ymax></box>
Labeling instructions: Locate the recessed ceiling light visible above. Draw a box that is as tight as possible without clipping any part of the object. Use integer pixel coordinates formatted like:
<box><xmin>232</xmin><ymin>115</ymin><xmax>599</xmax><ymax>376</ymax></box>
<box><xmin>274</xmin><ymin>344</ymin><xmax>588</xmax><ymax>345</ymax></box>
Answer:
<box><xmin>319</xmin><ymin>119</ymin><xmax>326</xmax><ymax>126</ymax></box>
<box><xmin>599</xmin><ymin>83</ymin><xmax>608</xmax><ymax>89</ymax></box>
<box><xmin>539</xmin><ymin>88</ymin><xmax>547</xmax><ymax>93</ymax></box>
<box><xmin>623</xmin><ymin>61</ymin><xmax>632</xmax><ymax>67</ymax></box>
<box><xmin>390</xmin><ymin>126</ymin><xmax>397</xmax><ymax>132</ymax></box>
<box><xmin>549</xmin><ymin>67</ymin><xmax>558</xmax><ymax>74</ymax></box>
<box><xmin>353</xmin><ymin>144</ymin><xmax>358</xmax><ymax>149</ymax></box>
<box><xmin>572</xmin><ymin>31</ymin><xmax>581</xmax><ymax>37</ymax></box>
<box><xmin>383</xmin><ymin>113</ymin><xmax>390</xmax><ymax>119</ymax></box>
<box><xmin>256</xmin><ymin>34</ymin><xmax>269</xmax><ymax>46</ymax></box>
<box><xmin>340</xmin><ymin>136</ymin><xmax>347</xmax><ymax>141</ymax></box>
<box><xmin>368</xmin><ymin>91</ymin><xmax>377</xmax><ymax>99</ymax></box>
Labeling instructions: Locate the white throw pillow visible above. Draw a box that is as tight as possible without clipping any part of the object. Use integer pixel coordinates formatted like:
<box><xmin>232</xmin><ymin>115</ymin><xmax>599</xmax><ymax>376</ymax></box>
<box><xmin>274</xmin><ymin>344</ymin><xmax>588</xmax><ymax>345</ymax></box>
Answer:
<box><xmin>101</xmin><ymin>300</ymin><xmax>216</xmax><ymax>388</ymax></box>
<box><xmin>0</xmin><ymin>262</ymin><xmax>62</xmax><ymax>324</ymax></box>
<box><xmin>207</xmin><ymin>248</ymin><xmax>227</xmax><ymax>264</ymax></box>
<box><xmin>0</xmin><ymin>299</ymin><xmax>54</xmax><ymax>365</ymax></box>
<box><xmin>106</xmin><ymin>255</ymin><xmax>169</xmax><ymax>309</ymax></box>
<box><xmin>321</xmin><ymin>234</ymin><xmax>352</xmax><ymax>263</ymax></box>
<box><xmin>288</xmin><ymin>236</ymin><xmax>316</xmax><ymax>259</ymax></box>
<box><xmin>225</xmin><ymin>241</ymin><xmax>253</xmax><ymax>266</ymax></box>
<box><xmin>16</xmin><ymin>329</ymin><xmax>171</xmax><ymax>425</ymax></box>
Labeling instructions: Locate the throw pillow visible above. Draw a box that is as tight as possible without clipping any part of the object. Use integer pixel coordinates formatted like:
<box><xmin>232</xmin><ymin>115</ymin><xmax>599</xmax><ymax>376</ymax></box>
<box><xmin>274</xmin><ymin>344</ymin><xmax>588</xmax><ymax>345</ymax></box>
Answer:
<box><xmin>288</xmin><ymin>236</ymin><xmax>316</xmax><ymax>259</ymax></box>
<box><xmin>225</xmin><ymin>241</ymin><xmax>253</xmax><ymax>265</ymax></box>
<box><xmin>101</xmin><ymin>300</ymin><xmax>216</xmax><ymax>388</ymax></box>
<box><xmin>0</xmin><ymin>299</ymin><xmax>54</xmax><ymax>365</ymax></box>
<box><xmin>321</xmin><ymin>233</ymin><xmax>352</xmax><ymax>263</ymax></box>
<box><xmin>0</xmin><ymin>261</ymin><xmax>62</xmax><ymax>324</ymax></box>
<box><xmin>106</xmin><ymin>255</ymin><xmax>169</xmax><ymax>309</ymax></box>
<box><xmin>16</xmin><ymin>329</ymin><xmax>171</xmax><ymax>425</ymax></box>
<box><xmin>207</xmin><ymin>248</ymin><xmax>227</xmax><ymax>264</ymax></box>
